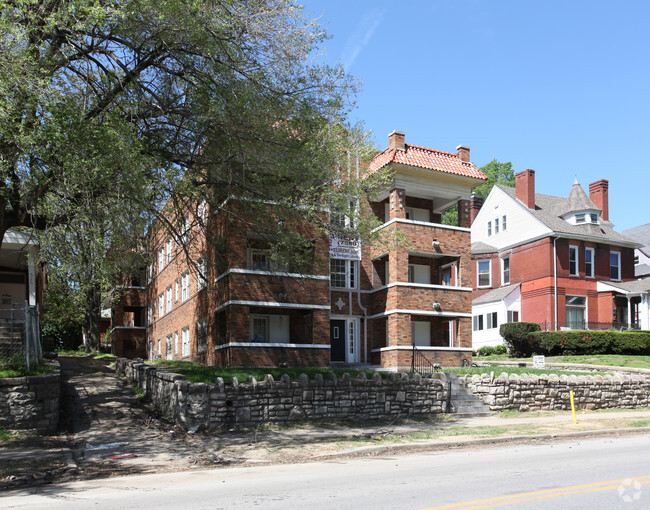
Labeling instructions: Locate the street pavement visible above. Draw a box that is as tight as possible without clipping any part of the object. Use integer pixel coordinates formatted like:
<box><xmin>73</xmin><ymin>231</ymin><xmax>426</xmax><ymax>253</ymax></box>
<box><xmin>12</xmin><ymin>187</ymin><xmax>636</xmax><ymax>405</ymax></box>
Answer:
<box><xmin>1</xmin><ymin>356</ymin><xmax>650</xmax><ymax>492</ymax></box>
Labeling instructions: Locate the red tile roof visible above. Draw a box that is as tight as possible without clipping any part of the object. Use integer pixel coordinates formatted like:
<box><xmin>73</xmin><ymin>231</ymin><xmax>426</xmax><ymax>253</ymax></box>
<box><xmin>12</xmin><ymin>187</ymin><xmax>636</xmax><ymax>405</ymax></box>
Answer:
<box><xmin>367</xmin><ymin>144</ymin><xmax>487</xmax><ymax>180</ymax></box>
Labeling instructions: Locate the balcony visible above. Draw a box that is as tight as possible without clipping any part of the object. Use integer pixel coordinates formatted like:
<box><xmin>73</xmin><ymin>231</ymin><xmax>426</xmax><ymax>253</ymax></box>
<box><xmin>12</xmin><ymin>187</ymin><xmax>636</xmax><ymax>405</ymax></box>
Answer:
<box><xmin>365</xmin><ymin>283</ymin><xmax>472</xmax><ymax>318</ymax></box>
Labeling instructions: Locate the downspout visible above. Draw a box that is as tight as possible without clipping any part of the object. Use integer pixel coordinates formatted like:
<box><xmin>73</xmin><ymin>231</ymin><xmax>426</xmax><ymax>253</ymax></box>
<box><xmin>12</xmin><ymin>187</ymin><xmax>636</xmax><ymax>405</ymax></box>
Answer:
<box><xmin>553</xmin><ymin>235</ymin><xmax>561</xmax><ymax>331</ymax></box>
<box><xmin>357</xmin><ymin>290</ymin><xmax>368</xmax><ymax>364</ymax></box>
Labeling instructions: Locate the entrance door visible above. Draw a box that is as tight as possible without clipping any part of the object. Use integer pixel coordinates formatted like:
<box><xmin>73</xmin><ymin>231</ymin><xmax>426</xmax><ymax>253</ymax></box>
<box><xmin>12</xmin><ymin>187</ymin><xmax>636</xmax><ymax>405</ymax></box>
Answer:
<box><xmin>330</xmin><ymin>320</ymin><xmax>346</xmax><ymax>362</ymax></box>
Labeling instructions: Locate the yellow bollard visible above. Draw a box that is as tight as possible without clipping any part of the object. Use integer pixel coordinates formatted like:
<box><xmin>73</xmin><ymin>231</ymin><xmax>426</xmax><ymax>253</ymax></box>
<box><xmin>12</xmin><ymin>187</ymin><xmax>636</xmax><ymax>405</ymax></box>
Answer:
<box><xmin>569</xmin><ymin>390</ymin><xmax>577</xmax><ymax>424</ymax></box>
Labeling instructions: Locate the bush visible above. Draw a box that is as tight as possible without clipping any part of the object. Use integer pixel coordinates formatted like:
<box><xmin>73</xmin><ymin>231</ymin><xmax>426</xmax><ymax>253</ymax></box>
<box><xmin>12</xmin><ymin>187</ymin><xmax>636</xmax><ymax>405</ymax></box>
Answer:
<box><xmin>533</xmin><ymin>330</ymin><xmax>650</xmax><ymax>356</ymax></box>
<box><xmin>477</xmin><ymin>346</ymin><xmax>495</xmax><ymax>356</ymax></box>
<box><xmin>494</xmin><ymin>345</ymin><xmax>508</xmax><ymax>355</ymax></box>
<box><xmin>499</xmin><ymin>322</ymin><xmax>541</xmax><ymax>357</ymax></box>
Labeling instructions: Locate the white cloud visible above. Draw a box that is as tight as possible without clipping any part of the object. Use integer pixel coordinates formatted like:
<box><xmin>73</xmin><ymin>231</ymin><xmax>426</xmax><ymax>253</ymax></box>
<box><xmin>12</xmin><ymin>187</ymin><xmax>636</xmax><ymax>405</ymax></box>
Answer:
<box><xmin>341</xmin><ymin>8</ymin><xmax>386</xmax><ymax>71</ymax></box>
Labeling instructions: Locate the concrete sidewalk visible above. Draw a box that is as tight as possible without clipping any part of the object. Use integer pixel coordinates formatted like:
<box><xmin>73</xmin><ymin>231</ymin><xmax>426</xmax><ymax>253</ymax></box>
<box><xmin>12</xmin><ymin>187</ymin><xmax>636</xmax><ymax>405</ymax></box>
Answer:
<box><xmin>1</xmin><ymin>356</ymin><xmax>650</xmax><ymax>490</ymax></box>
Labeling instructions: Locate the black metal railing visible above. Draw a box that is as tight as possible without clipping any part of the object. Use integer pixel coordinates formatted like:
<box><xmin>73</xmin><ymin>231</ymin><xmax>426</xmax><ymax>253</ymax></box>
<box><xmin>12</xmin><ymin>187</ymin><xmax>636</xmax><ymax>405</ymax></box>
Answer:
<box><xmin>410</xmin><ymin>345</ymin><xmax>441</xmax><ymax>374</ymax></box>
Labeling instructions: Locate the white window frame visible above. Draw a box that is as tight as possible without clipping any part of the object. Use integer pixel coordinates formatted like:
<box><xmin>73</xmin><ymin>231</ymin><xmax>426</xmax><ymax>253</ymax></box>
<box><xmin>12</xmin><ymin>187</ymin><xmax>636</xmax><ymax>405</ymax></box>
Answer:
<box><xmin>566</xmin><ymin>295</ymin><xmax>587</xmax><ymax>329</ymax></box>
<box><xmin>247</xmin><ymin>248</ymin><xmax>270</xmax><ymax>271</ymax></box>
<box><xmin>585</xmin><ymin>247</ymin><xmax>595</xmax><ymax>278</ymax></box>
<box><xmin>501</xmin><ymin>257</ymin><xmax>510</xmax><ymax>285</ymax></box>
<box><xmin>477</xmin><ymin>260</ymin><xmax>490</xmax><ymax>287</ymax></box>
<box><xmin>158</xmin><ymin>247</ymin><xmax>165</xmax><ymax>272</ymax></box>
<box><xmin>165</xmin><ymin>237</ymin><xmax>172</xmax><ymax>264</ymax></box>
<box><xmin>181</xmin><ymin>327</ymin><xmax>190</xmax><ymax>357</ymax></box>
<box><xmin>165</xmin><ymin>335</ymin><xmax>173</xmax><ymax>359</ymax></box>
<box><xmin>487</xmin><ymin>221</ymin><xmax>492</xmax><ymax>237</ymax></box>
<box><xmin>408</xmin><ymin>263</ymin><xmax>430</xmax><ymax>284</ymax></box>
<box><xmin>181</xmin><ymin>271</ymin><xmax>190</xmax><ymax>301</ymax></box>
<box><xmin>494</xmin><ymin>217</ymin><xmax>499</xmax><ymax>234</ymax></box>
<box><xmin>158</xmin><ymin>293</ymin><xmax>164</xmax><ymax>317</ymax></box>
<box><xmin>166</xmin><ymin>286</ymin><xmax>172</xmax><ymax>313</ymax></box>
<box><xmin>198</xmin><ymin>200</ymin><xmax>207</xmax><ymax>224</ymax></box>
<box><xmin>575</xmin><ymin>213</ymin><xmax>586</xmax><ymax>224</ymax></box>
<box><xmin>147</xmin><ymin>305</ymin><xmax>152</xmax><ymax>325</ymax></box>
<box><xmin>174</xmin><ymin>331</ymin><xmax>179</xmax><ymax>355</ymax></box>
<box><xmin>330</xmin><ymin>259</ymin><xmax>357</xmax><ymax>289</ymax></box>
<box><xmin>196</xmin><ymin>318</ymin><xmax>207</xmax><ymax>352</ymax></box>
<box><xmin>250</xmin><ymin>315</ymin><xmax>269</xmax><ymax>343</ymax></box>
<box><xmin>610</xmin><ymin>251</ymin><xmax>621</xmax><ymax>280</ymax></box>
<box><xmin>197</xmin><ymin>256</ymin><xmax>206</xmax><ymax>291</ymax></box>
<box><xmin>502</xmin><ymin>215</ymin><xmax>507</xmax><ymax>231</ymax></box>
<box><xmin>175</xmin><ymin>279</ymin><xmax>179</xmax><ymax>301</ymax></box>
<box><xmin>569</xmin><ymin>245</ymin><xmax>579</xmax><ymax>276</ymax></box>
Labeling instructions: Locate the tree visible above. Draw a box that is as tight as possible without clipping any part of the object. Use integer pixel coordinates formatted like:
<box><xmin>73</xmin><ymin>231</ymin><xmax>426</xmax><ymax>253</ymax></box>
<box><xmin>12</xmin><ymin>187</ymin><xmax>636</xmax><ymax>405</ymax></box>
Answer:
<box><xmin>1</xmin><ymin>0</ymin><xmax>380</xmax><ymax>350</ymax></box>
<box><xmin>472</xmin><ymin>160</ymin><xmax>515</xmax><ymax>199</ymax></box>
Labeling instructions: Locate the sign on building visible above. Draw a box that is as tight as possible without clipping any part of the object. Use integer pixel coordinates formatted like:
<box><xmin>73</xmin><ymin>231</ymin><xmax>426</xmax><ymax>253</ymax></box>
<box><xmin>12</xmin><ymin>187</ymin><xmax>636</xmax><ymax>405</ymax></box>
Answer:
<box><xmin>329</xmin><ymin>234</ymin><xmax>361</xmax><ymax>260</ymax></box>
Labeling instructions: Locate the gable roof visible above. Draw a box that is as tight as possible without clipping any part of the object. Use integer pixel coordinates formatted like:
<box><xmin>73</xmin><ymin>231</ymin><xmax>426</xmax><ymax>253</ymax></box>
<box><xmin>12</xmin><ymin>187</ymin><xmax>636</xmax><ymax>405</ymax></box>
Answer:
<box><xmin>473</xmin><ymin>283</ymin><xmax>521</xmax><ymax>305</ymax></box>
<box><xmin>471</xmin><ymin>241</ymin><xmax>498</xmax><ymax>255</ymax></box>
<box><xmin>622</xmin><ymin>223</ymin><xmax>650</xmax><ymax>255</ymax></box>
<box><xmin>498</xmin><ymin>184</ymin><xmax>640</xmax><ymax>248</ymax></box>
<box><xmin>368</xmin><ymin>144</ymin><xmax>487</xmax><ymax>180</ymax></box>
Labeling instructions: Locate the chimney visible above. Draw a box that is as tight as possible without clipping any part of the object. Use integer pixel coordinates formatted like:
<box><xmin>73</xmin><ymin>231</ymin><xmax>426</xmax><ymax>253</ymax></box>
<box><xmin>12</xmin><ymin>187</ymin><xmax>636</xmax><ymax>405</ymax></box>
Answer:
<box><xmin>470</xmin><ymin>193</ymin><xmax>483</xmax><ymax>224</ymax></box>
<box><xmin>388</xmin><ymin>130</ymin><xmax>405</xmax><ymax>151</ymax></box>
<box><xmin>515</xmin><ymin>169</ymin><xmax>536</xmax><ymax>209</ymax></box>
<box><xmin>457</xmin><ymin>144</ymin><xmax>470</xmax><ymax>162</ymax></box>
<box><xmin>589</xmin><ymin>179</ymin><xmax>609</xmax><ymax>221</ymax></box>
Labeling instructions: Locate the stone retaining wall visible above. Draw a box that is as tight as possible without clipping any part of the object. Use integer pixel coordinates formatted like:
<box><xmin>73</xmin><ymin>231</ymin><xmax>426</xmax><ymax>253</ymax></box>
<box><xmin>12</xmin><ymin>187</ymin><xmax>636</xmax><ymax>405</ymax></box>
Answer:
<box><xmin>0</xmin><ymin>362</ymin><xmax>60</xmax><ymax>434</ymax></box>
<box><xmin>117</xmin><ymin>358</ymin><xmax>447</xmax><ymax>430</ymax></box>
<box><xmin>463</xmin><ymin>372</ymin><xmax>650</xmax><ymax>412</ymax></box>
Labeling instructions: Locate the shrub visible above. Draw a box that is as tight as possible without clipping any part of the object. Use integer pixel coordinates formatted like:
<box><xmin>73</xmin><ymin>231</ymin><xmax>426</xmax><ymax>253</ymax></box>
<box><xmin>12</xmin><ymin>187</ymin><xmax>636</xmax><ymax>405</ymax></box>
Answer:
<box><xmin>494</xmin><ymin>345</ymin><xmax>508</xmax><ymax>355</ymax></box>
<box><xmin>477</xmin><ymin>346</ymin><xmax>495</xmax><ymax>356</ymax></box>
<box><xmin>499</xmin><ymin>322</ymin><xmax>541</xmax><ymax>357</ymax></box>
<box><xmin>531</xmin><ymin>330</ymin><xmax>650</xmax><ymax>356</ymax></box>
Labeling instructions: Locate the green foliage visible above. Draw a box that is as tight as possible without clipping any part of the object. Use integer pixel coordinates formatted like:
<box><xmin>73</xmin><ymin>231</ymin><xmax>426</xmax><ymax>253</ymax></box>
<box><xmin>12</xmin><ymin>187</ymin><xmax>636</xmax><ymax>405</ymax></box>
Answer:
<box><xmin>0</xmin><ymin>357</ymin><xmax>54</xmax><ymax>378</ymax></box>
<box><xmin>533</xmin><ymin>330</ymin><xmax>650</xmax><ymax>356</ymax></box>
<box><xmin>499</xmin><ymin>322</ymin><xmax>542</xmax><ymax>357</ymax></box>
<box><xmin>473</xmin><ymin>160</ymin><xmax>515</xmax><ymax>198</ymax></box>
<box><xmin>441</xmin><ymin>205</ymin><xmax>458</xmax><ymax>226</ymax></box>
<box><xmin>494</xmin><ymin>345</ymin><xmax>508</xmax><ymax>355</ymax></box>
<box><xmin>477</xmin><ymin>346</ymin><xmax>496</xmax><ymax>356</ymax></box>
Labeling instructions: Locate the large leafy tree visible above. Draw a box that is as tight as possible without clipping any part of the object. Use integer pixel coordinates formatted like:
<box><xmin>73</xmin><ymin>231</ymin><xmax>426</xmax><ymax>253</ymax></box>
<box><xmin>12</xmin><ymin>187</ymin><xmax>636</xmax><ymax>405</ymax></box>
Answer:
<box><xmin>1</xmin><ymin>0</ymin><xmax>381</xmax><ymax>350</ymax></box>
<box><xmin>472</xmin><ymin>159</ymin><xmax>515</xmax><ymax>199</ymax></box>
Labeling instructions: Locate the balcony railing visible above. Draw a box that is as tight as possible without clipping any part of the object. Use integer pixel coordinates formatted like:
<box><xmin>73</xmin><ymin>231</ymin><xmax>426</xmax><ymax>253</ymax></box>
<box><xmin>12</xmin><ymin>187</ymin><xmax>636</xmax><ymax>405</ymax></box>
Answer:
<box><xmin>539</xmin><ymin>321</ymin><xmax>641</xmax><ymax>331</ymax></box>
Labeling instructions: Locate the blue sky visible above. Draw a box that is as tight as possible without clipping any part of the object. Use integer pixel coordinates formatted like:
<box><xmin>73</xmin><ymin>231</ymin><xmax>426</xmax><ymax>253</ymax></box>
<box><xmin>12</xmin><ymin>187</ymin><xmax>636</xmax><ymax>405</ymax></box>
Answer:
<box><xmin>301</xmin><ymin>0</ymin><xmax>649</xmax><ymax>231</ymax></box>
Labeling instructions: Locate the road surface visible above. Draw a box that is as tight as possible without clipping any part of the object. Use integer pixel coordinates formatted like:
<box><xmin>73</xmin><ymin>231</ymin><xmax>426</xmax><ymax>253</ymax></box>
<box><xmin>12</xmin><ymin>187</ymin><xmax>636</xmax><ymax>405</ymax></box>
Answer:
<box><xmin>3</xmin><ymin>435</ymin><xmax>649</xmax><ymax>509</ymax></box>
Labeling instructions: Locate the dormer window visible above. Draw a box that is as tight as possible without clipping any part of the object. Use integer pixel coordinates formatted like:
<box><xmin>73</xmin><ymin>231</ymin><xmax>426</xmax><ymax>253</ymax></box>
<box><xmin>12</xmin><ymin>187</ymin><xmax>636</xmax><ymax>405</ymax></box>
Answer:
<box><xmin>575</xmin><ymin>213</ymin><xmax>585</xmax><ymax>224</ymax></box>
<box><xmin>590</xmin><ymin>213</ymin><xmax>598</xmax><ymax>223</ymax></box>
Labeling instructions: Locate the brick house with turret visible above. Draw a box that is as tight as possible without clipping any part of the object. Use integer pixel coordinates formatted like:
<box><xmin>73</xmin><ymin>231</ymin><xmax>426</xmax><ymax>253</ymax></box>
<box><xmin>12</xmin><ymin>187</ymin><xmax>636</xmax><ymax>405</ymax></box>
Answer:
<box><xmin>111</xmin><ymin>131</ymin><xmax>486</xmax><ymax>369</ymax></box>
<box><xmin>471</xmin><ymin>169</ymin><xmax>642</xmax><ymax>348</ymax></box>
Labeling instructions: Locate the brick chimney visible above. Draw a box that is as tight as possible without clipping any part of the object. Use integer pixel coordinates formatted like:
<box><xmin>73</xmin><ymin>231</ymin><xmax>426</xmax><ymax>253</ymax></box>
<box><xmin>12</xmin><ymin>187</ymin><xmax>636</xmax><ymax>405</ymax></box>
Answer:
<box><xmin>388</xmin><ymin>130</ymin><xmax>405</xmax><ymax>151</ymax></box>
<box><xmin>457</xmin><ymin>145</ymin><xmax>470</xmax><ymax>162</ymax></box>
<box><xmin>470</xmin><ymin>193</ymin><xmax>483</xmax><ymax>224</ymax></box>
<box><xmin>515</xmin><ymin>169</ymin><xmax>536</xmax><ymax>209</ymax></box>
<box><xmin>589</xmin><ymin>179</ymin><xmax>609</xmax><ymax>221</ymax></box>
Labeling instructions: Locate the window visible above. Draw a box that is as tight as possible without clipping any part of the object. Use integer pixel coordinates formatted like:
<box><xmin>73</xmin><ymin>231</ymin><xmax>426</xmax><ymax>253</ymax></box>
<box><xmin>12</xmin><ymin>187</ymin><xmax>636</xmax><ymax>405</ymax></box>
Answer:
<box><xmin>174</xmin><ymin>332</ymin><xmax>179</xmax><ymax>355</ymax></box>
<box><xmin>158</xmin><ymin>293</ymin><xmax>164</xmax><ymax>317</ymax></box>
<box><xmin>165</xmin><ymin>335</ymin><xmax>173</xmax><ymax>359</ymax></box>
<box><xmin>566</xmin><ymin>295</ymin><xmax>586</xmax><ymax>329</ymax></box>
<box><xmin>181</xmin><ymin>327</ymin><xmax>190</xmax><ymax>357</ymax></box>
<box><xmin>181</xmin><ymin>271</ymin><xmax>190</xmax><ymax>301</ymax></box>
<box><xmin>585</xmin><ymin>248</ymin><xmax>594</xmax><ymax>278</ymax></box>
<box><xmin>166</xmin><ymin>286</ymin><xmax>172</xmax><ymax>313</ymax></box>
<box><xmin>197</xmin><ymin>257</ymin><xmax>206</xmax><ymax>291</ymax></box>
<box><xmin>198</xmin><ymin>200</ymin><xmax>207</xmax><ymax>224</ymax></box>
<box><xmin>502</xmin><ymin>257</ymin><xmax>510</xmax><ymax>285</ymax></box>
<box><xmin>405</xmin><ymin>207</ymin><xmax>429</xmax><ymax>222</ymax></box>
<box><xmin>410</xmin><ymin>321</ymin><xmax>430</xmax><ymax>346</ymax></box>
<box><xmin>494</xmin><ymin>217</ymin><xmax>499</xmax><ymax>234</ymax></box>
<box><xmin>575</xmin><ymin>213</ymin><xmax>586</xmax><ymax>224</ymax></box>
<box><xmin>442</xmin><ymin>273</ymin><xmax>451</xmax><ymax>286</ymax></box>
<box><xmin>248</xmin><ymin>249</ymin><xmax>269</xmax><ymax>271</ymax></box>
<box><xmin>330</xmin><ymin>259</ymin><xmax>357</xmax><ymax>289</ymax></box>
<box><xmin>196</xmin><ymin>319</ymin><xmax>207</xmax><ymax>352</ymax></box>
<box><xmin>486</xmin><ymin>312</ymin><xmax>498</xmax><ymax>329</ymax></box>
<box><xmin>147</xmin><ymin>305</ymin><xmax>152</xmax><ymax>325</ymax></box>
<box><xmin>158</xmin><ymin>247</ymin><xmax>165</xmax><ymax>272</ymax></box>
<box><xmin>165</xmin><ymin>238</ymin><xmax>172</xmax><ymax>264</ymax></box>
<box><xmin>408</xmin><ymin>264</ymin><xmax>430</xmax><ymax>284</ymax></box>
<box><xmin>330</xmin><ymin>199</ymin><xmax>357</xmax><ymax>229</ymax></box>
<box><xmin>175</xmin><ymin>279</ymin><xmax>179</xmax><ymax>301</ymax></box>
<box><xmin>487</xmin><ymin>221</ymin><xmax>492</xmax><ymax>236</ymax></box>
<box><xmin>507</xmin><ymin>310</ymin><xmax>519</xmax><ymax>322</ymax></box>
<box><xmin>250</xmin><ymin>316</ymin><xmax>268</xmax><ymax>342</ymax></box>
<box><xmin>610</xmin><ymin>251</ymin><xmax>621</xmax><ymax>280</ymax></box>
<box><xmin>473</xmin><ymin>315</ymin><xmax>484</xmax><ymax>331</ymax></box>
<box><xmin>569</xmin><ymin>246</ymin><xmax>578</xmax><ymax>276</ymax></box>
<box><xmin>502</xmin><ymin>215</ymin><xmax>507</xmax><ymax>231</ymax></box>
<box><xmin>180</xmin><ymin>216</ymin><xmax>189</xmax><ymax>245</ymax></box>
<box><xmin>477</xmin><ymin>260</ymin><xmax>490</xmax><ymax>287</ymax></box>
<box><xmin>590</xmin><ymin>213</ymin><xmax>598</xmax><ymax>223</ymax></box>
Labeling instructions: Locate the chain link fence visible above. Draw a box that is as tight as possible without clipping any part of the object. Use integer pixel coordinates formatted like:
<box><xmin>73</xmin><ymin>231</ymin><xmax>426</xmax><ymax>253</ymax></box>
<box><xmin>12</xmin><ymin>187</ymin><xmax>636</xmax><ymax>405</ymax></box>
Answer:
<box><xmin>0</xmin><ymin>302</ymin><xmax>42</xmax><ymax>371</ymax></box>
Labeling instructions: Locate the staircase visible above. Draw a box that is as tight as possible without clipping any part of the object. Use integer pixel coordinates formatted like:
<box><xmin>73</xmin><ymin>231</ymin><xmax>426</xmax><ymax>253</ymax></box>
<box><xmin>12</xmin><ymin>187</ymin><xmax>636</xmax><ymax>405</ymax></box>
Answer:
<box><xmin>445</xmin><ymin>373</ymin><xmax>492</xmax><ymax>417</ymax></box>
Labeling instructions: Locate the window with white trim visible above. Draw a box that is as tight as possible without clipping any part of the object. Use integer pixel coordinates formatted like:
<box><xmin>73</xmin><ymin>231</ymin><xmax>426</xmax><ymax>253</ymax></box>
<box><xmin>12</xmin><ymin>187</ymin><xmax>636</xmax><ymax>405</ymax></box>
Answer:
<box><xmin>575</xmin><ymin>213</ymin><xmax>586</xmax><ymax>224</ymax></box>
<box><xmin>569</xmin><ymin>246</ymin><xmax>578</xmax><ymax>276</ymax></box>
<box><xmin>181</xmin><ymin>271</ymin><xmax>189</xmax><ymax>301</ymax></box>
<box><xmin>408</xmin><ymin>264</ymin><xmax>430</xmax><ymax>284</ymax></box>
<box><xmin>174</xmin><ymin>331</ymin><xmax>179</xmax><ymax>355</ymax></box>
<box><xmin>486</xmin><ymin>312</ymin><xmax>498</xmax><ymax>329</ymax></box>
<box><xmin>330</xmin><ymin>199</ymin><xmax>357</xmax><ymax>229</ymax></box>
<box><xmin>158</xmin><ymin>293</ymin><xmax>164</xmax><ymax>317</ymax></box>
<box><xmin>477</xmin><ymin>260</ymin><xmax>490</xmax><ymax>287</ymax></box>
<box><xmin>158</xmin><ymin>247</ymin><xmax>164</xmax><ymax>272</ymax></box>
<box><xmin>502</xmin><ymin>215</ymin><xmax>507</xmax><ymax>231</ymax></box>
<box><xmin>248</xmin><ymin>248</ymin><xmax>269</xmax><ymax>271</ymax></box>
<box><xmin>147</xmin><ymin>305</ymin><xmax>152</xmax><ymax>325</ymax></box>
<box><xmin>610</xmin><ymin>251</ymin><xmax>621</xmax><ymax>280</ymax></box>
<box><xmin>175</xmin><ymin>279</ymin><xmax>179</xmax><ymax>301</ymax></box>
<box><xmin>507</xmin><ymin>310</ymin><xmax>519</xmax><ymax>322</ymax></box>
<box><xmin>165</xmin><ymin>335</ymin><xmax>173</xmax><ymax>359</ymax></box>
<box><xmin>410</xmin><ymin>321</ymin><xmax>430</xmax><ymax>346</ymax></box>
<box><xmin>250</xmin><ymin>315</ymin><xmax>269</xmax><ymax>342</ymax></box>
<box><xmin>166</xmin><ymin>286</ymin><xmax>172</xmax><ymax>313</ymax></box>
<box><xmin>487</xmin><ymin>221</ymin><xmax>492</xmax><ymax>236</ymax></box>
<box><xmin>330</xmin><ymin>258</ymin><xmax>357</xmax><ymax>289</ymax></box>
<box><xmin>181</xmin><ymin>327</ymin><xmax>190</xmax><ymax>357</ymax></box>
<box><xmin>566</xmin><ymin>295</ymin><xmax>586</xmax><ymax>329</ymax></box>
<box><xmin>472</xmin><ymin>315</ymin><xmax>484</xmax><ymax>331</ymax></box>
<box><xmin>197</xmin><ymin>257</ymin><xmax>206</xmax><ymax>291</ymax></box>
<box><xmin>196</xmin><ymin>319</ymin><xmax>207</xmax><ymax>352</ymax></box>
<box><xmin>502</xmin><ymin>257</ymin><xmax>510</xmax><ymax>285</ymax></box>
<box><xmin>198</xmin><ymin>200</ymin><xmax>207</xmax><ymax>224</ymax></box>
<box><xmin>585</xmin><ymin>248</ymin><xmax>595</xmax><ymax>278</ymax></box>
<box><xmin>494</xmin><ymin>217</ymin><xmax>499</xmax><ymax>234</ymax></box>
<box><xmin>165</xmin><ymin>238</ymin><xmax>172</xmax><ymax>264</ymax></box>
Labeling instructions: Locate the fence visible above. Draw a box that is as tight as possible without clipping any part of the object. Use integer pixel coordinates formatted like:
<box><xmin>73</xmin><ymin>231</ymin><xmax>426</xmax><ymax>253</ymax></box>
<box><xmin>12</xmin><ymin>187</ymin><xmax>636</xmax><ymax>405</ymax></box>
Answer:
<box><xmin>539</xmin><ymin>321</ymin><xmax>640</xmax><ymax>332</ymax></box>
<box><xmin>0</xmin><ymin>302</ymin><xmax>42</xmax><ymax>371</ymax></box>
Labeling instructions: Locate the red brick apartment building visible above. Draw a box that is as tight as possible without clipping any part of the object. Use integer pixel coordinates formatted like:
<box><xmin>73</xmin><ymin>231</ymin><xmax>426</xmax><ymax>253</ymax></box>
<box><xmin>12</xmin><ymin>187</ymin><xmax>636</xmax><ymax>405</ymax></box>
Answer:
<box><xmin>112</xmin><ymin>131</ymin><xmax>487</xmax><ymax>370</ymax></box>
<box><xmin>471</xmin><ymin>170</ymin><xmax>644</xmax><ymax>348</ymax></box>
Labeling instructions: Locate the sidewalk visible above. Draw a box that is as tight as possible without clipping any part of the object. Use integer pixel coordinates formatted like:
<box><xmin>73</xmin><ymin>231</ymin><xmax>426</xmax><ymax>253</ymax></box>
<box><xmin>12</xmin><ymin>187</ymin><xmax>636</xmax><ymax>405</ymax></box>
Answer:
<box><xmin>1</xmin><ymin>356</ymin><xmax>649</xmax><ymax>490</ymax></box>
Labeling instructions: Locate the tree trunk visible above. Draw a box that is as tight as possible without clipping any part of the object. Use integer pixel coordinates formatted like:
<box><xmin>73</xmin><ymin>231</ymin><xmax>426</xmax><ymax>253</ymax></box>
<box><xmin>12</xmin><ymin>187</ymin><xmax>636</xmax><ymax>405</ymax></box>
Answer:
<box><xmin>83</xmin><ymin>284</ymin><xmax>102</xmax><ymax>352</ymax></box>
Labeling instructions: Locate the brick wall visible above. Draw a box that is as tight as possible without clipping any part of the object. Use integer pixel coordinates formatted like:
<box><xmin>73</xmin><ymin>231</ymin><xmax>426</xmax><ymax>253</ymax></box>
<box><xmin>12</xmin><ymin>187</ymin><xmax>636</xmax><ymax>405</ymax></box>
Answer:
<box><xmin>117</xmin><ymin>358</ymin><xmax>447</xmax><ymax>429</ymax></box>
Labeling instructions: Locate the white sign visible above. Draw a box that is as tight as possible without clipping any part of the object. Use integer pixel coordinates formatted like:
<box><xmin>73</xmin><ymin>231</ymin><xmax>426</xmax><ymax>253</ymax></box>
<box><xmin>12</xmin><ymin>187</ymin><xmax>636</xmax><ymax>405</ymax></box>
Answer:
<box><xmin>329</xmin><ymin>234</ymin><xmax>361</xmax><ymax>260</ymax></box>
<box><xmin>533</xmin><ymin>355</ymin><xmax>545</xmax><ymax>368</ymax></box>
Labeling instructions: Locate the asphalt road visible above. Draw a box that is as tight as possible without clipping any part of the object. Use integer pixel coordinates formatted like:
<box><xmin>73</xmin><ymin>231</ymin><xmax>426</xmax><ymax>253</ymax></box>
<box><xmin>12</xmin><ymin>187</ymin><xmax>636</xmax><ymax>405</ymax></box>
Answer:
<box><xmin>3</xmin><ymin>435</ymin><xmax>650</xmax><ymax>509</ymax></box>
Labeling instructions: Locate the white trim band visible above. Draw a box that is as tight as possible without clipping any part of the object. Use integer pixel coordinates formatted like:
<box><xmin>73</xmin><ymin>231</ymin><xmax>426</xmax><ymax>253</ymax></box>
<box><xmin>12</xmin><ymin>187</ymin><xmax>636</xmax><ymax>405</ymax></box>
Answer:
<box><xmin>215</xmin><ymin>300</ymin><xmax>330</xmax><ymax>313</ymax></box>
<box><xmin>361</xmin><ymin>282</ymin><xmax>472</xmax><ymax>293</ymax></box>
<box><xmin>215</xmin><ymin>268</ymin><xmax>329</xmax><ymax>284</ymax></box>
<box><xmin>371</xmin><ymin>218</ymin><xmax>470</xmax><ymax>234</ymax></box>
<box><xmin>215</xmin><ymin>342</ymin><xmax>330</xmax><ymax>351</ymax></box>
<box><xmin>367</xmin><ymin>309</ymin><xmax>472</xmax><ymax>319</ymax></box>
<box><xmin>372</xmin><ymin>346</ymin><xmax>473</xmax><ymax>353</ymax></box>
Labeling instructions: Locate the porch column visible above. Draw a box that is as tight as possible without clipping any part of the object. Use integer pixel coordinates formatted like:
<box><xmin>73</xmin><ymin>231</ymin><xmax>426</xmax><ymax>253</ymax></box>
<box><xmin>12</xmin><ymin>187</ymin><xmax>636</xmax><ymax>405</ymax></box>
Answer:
<box><xmin>627</xmin><ymin>296</ymin><xmax>632</xmax><ymax>329</ymax></box>
<box><xmin>28</xmin><ymin>246</ymin><xmax>37</xmax><ymax>306</ymax></box>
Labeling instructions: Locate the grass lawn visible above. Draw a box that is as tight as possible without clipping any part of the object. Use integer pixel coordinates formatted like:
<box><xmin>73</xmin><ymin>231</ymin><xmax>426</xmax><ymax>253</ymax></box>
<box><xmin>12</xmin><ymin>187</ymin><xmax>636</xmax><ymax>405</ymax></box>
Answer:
<box><xmin>480</xmin><ymin>353</ymin><xmax>650</xmax><ymax>369</ymax></box>
<box><xmin>57</xmin><ymin>350</ymin><xmax>116</xmax><ymax>360</ymax></box>
<box><xmin>0</xmin><ymin>363</ymin><xmax>54</xmax><ymax>378</ymax></box>
<box><xmin>442</xmin><ymin>366</ymin><xmax>595</xmax><ymax>377</ymax></box>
